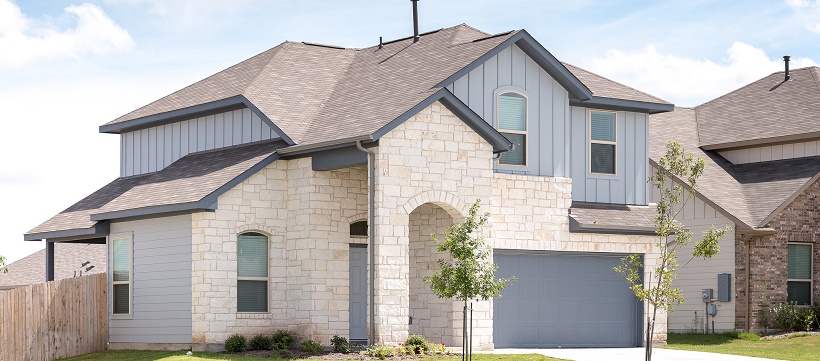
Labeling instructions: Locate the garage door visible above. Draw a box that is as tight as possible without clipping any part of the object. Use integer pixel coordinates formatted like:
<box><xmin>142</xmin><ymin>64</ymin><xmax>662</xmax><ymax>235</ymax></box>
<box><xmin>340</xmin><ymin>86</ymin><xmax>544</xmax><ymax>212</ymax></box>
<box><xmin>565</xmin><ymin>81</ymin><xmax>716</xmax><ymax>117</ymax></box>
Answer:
<box><xmin>493</xmin><ymin>251</ymin><xmax>642</xmax><ymax>348</ymax></box>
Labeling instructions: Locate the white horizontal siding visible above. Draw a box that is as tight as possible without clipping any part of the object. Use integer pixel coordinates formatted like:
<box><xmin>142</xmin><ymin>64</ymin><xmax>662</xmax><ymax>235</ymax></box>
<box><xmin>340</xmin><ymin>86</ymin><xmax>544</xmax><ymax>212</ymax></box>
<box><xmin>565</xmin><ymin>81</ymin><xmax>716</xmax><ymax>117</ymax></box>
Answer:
<box><xmin>109</xmin><ymin>214</ymin><xmax>193</xmax><ymax>344</ymax></box>
<box><xmin>719</xmin><ymin>139</ymin><xmax>820</xmax><ymax>164</ymax></box>
<box><xmin>650</xmin><ymin>170</ymin><xmax>737</xmax><ymax>332</ymax></box>
<box><xmin>120</xmin><ymin>108</ymin><xmax>279</xmax><ymax>176</ymax></box>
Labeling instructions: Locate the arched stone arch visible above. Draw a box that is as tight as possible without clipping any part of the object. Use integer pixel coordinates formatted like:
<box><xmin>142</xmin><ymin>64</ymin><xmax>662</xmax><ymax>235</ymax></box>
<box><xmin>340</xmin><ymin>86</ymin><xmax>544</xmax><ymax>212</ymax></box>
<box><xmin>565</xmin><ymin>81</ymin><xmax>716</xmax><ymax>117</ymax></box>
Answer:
<box><xmin>235</xmin><ymin>224</ymin><xmax>276</xmax><ymax>237</ymax></box>
<box><xmin>402</xmin><ymin>190</ymin><xmax>469</xmax><ymax>220</ymax></box>
<box><xmin>346</xmin><ymin>212</ymin><xmax>369</xmax><ymax>225</ymax></box>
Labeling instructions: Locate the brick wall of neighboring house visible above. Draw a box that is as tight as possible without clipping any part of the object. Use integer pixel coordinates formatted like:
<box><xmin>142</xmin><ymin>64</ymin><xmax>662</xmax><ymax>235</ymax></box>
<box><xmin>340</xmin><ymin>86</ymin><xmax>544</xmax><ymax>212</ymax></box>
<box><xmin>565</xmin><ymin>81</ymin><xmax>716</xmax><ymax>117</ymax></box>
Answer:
<box><xmin>735</xmin><ymin>177</ymin><xmax>820</xmax><ymax>331</ymax></box>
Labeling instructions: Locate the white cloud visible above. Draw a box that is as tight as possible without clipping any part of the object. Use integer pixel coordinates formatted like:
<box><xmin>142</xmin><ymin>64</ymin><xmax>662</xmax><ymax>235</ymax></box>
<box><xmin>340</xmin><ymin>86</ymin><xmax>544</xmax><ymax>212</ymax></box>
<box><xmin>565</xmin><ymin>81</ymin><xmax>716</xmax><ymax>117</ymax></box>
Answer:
<box><xmin>784</xmin><ymin>0</ymin><xmax>820</xmax><ymax>32</ymax></box>
<box><xmin>581</xmin><ymin>42</ymin><xmax>817</xmax><ymax>107</ymax></box>
<box><xmin>0</xmin><ymin>1</ymin><xmax>134</xmax><ymax>67</ymax></box>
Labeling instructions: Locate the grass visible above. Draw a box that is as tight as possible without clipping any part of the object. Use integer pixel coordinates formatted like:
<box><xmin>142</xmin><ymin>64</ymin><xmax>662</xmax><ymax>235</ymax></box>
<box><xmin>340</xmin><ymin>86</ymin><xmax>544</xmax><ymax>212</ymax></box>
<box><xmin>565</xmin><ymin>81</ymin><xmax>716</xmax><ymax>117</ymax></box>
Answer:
<box><xmin>58</xmin><ymin>350</ymin><xmax>563</xmax><ymax>361</ymax></box>
<box><xmin>666</xmin><ymin>332</ymin><xmax>820</xmax><ymax>361</ymax></box>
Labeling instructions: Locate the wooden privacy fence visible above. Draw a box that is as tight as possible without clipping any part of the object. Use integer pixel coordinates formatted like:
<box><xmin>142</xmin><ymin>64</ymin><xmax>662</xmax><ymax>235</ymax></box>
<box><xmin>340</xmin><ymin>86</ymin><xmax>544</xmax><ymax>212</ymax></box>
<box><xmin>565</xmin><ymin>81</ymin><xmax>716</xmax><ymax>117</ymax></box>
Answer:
<box><xmin>0</xmin><ymin>273</ymin><xmax>108</xmax><ymax>361</ymax></box>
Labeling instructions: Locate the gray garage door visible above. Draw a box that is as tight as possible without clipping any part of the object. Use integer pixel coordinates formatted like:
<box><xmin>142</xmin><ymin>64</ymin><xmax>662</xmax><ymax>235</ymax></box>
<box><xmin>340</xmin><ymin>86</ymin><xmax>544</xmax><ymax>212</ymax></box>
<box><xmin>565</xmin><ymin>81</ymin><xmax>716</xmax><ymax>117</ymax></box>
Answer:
<box><xmin>494</xmin><ymin>250</ymin><xmax>642</xmax><ymax>348</ymax></box>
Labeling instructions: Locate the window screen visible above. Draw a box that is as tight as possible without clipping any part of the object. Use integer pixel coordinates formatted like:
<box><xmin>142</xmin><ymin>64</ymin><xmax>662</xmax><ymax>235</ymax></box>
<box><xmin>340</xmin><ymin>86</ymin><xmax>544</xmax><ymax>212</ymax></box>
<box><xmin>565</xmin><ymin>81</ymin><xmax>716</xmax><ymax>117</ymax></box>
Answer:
<box><xmin>787</xmin><ymin>244</ymin><xmax>812</xmax><ymax>305</ymax></box>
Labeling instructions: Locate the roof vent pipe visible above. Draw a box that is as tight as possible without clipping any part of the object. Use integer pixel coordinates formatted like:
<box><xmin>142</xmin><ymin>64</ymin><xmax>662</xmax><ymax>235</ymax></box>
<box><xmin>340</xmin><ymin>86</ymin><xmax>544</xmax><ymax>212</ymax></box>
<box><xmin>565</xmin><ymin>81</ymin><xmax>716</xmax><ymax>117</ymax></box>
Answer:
<box><xmin>411</xmin><ymin>0</ymin><xmax>420</xmax><ymax>43</ymax></box>
<box><xmin>784</xmin><ymin>55</ymin><xmax>791</xmax><ymax>81</ymax></box>
<box><xmin>379</xmin><ymin>36</ymin><xmax>383</xmax><ymax>49</ymax></box>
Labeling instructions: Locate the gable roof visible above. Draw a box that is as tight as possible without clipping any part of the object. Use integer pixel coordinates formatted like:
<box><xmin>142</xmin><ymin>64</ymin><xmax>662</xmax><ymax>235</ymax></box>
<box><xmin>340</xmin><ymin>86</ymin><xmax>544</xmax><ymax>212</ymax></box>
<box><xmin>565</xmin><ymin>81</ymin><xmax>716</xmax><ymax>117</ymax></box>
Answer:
<box><xmin>696</xmin><ymin>66</ymin><xmax>820</xmax><ymax>149</ymax></box>
<box><xmin>25</xmin><ymin>139</ymin><xmax>287</xmax><ymax>241</ymax></box>
<box><xmin>649</xmin><ymin>107</ymin><xmax>820</xmax><ymax>229</ymax></box>
<box><xmin>100</xmin><ymin>24</ymin><xmax>671</xmax><ymax>150</ymax></box>
<box><xmin>0</xmin><ymin>243</ymin><xmax>106</xmax><ymax>290</ymax></box>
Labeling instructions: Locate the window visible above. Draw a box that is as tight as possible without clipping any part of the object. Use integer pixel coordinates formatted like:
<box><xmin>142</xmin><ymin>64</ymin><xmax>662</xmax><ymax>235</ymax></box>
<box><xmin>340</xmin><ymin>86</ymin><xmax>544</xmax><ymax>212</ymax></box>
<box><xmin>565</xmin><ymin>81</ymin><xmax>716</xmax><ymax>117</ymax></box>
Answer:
<box><xmin>590</xmin><ymin>110</ymin><xmax>616</xmax><ymax>174</ymax></box>
<box><xmin>497</xmin><ymin>92</ymin><xmax>527</xmax><ymax>166</ymax></box>
<box><xmin>788</xmin><ymin>243</ymin><xmax>812</xmax><ymax>305</ymax></box>
<box><xmin>350</xmin><ymin>221</ymin><xmax>368</xmax><ymax>237</ymax></box>
<box><xmin>112</xmin><ymin>236</ymin><xmax>131</xmax><ymax>315</ymax></box>
<box><xmin>237</xmin><ymin>232</ymin><xmax>269</xmax><ymax>312</ymax></box>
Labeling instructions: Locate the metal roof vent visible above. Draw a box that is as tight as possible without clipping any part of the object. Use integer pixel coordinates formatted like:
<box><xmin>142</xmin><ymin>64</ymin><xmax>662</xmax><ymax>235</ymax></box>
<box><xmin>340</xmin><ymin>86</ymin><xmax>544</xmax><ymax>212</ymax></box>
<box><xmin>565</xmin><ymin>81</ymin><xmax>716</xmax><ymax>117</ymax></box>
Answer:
<box><xmin>784</xmin><ymin>55</ymin><xmax>791</xmax><ymax>81</ymax></box>
<box><xmin>411</xmin><ymin>0</ymin><xmax>420</xmax><ymax>43</ymax></box>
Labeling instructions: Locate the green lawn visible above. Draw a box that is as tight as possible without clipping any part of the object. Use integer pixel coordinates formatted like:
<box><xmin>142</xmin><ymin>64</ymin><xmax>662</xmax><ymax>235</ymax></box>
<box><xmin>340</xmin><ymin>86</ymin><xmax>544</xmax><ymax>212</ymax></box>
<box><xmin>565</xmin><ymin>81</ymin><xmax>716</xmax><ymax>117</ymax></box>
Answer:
<box><xmin>666</xmin><ymin>333</ymin><xmax>820</xmax><ymax>361</ymax></box>
<box><xmin>58</xmin><ymin>350</ymin><xmax>563</xmax><ymax>361</ymax></box>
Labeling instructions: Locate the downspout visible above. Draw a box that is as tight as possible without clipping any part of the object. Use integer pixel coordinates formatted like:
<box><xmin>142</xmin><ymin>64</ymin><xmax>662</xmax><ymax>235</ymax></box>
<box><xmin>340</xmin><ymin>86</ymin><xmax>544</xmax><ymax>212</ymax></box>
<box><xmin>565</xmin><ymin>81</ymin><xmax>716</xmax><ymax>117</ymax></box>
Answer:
<box><xmin>746</xmin><ymin>235</ymin><xmax>751</xmax><ymax>332</ymax></box>
<box><xmin>356</xmin><ymin>140</ymin><xmax>376</xmax><ymax>345</ymax></box>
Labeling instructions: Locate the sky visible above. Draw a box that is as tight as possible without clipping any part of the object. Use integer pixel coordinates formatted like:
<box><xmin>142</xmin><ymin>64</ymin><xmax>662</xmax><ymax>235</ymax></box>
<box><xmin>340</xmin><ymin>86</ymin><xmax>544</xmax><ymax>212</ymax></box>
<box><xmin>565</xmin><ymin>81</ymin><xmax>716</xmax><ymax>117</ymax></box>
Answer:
<box><xmin>1</xmin><ymin>0</ymin><xmax>820</xmax><ymax>263</ymax></box>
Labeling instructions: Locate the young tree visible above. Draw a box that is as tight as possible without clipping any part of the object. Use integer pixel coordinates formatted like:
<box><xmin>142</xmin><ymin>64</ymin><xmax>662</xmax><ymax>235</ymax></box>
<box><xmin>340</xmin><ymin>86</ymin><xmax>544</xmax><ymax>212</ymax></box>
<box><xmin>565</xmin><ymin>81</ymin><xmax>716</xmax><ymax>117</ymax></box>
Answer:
<box><xmin>424</xmin><ymin>200</ymin><xmax>513</xmax><ymax>361</ymax></box>
<box><xmin>615</xmin><ymin>141</ymin><xmax>727</xmax><ymax>361</ymax></box>
<box><xmin>0</xmin><ymin>254</ymin><xmax>7</xmax><ymax>273</ymax></box>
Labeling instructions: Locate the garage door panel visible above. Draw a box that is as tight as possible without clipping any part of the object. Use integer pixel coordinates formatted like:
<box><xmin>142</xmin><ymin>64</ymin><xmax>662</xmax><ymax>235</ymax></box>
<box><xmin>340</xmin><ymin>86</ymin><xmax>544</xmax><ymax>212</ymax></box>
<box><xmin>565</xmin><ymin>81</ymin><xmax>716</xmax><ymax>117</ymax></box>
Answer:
<box><xmin>494</xmin><ymin>251</ymin><xmax>640</xmax><ymax>348</ymax></box>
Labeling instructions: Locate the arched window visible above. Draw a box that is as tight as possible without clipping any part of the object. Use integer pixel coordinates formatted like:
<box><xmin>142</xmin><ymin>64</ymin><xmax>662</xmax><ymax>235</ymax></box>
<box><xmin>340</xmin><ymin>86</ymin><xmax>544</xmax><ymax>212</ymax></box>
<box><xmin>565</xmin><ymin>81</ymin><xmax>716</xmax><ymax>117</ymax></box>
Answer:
<box><xmin>237</xmin><ymin>232</ymin><xmax>268</xmax><ymax>312</ymax></box>
<box><xmin>497</xmin><ymin>92</ymin><xmax>527</xmax><ymax>166</ymax></box>
<box><xmin>350</xmin><ymin>221</ymin><xmax>368</xmax><ymax>237</ymax></box>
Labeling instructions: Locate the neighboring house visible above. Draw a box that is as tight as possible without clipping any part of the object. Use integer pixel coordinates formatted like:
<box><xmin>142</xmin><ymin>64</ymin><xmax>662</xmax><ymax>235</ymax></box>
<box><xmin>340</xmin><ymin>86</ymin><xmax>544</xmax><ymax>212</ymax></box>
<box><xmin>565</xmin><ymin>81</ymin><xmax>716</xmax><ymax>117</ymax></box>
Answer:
<box><xmin>0</xmin><ymin>243</ymin><xmax>105</xmax><ymax>290</ymax></box>
<box><xmin>650</xmin><ymin>64</ymin><xmax>820</xmax><ymax>332</ymax></box>
<box><xmin>24</xmin><ymin>24</ymin><xmax>674</xmax><ymax>351</ymax></box>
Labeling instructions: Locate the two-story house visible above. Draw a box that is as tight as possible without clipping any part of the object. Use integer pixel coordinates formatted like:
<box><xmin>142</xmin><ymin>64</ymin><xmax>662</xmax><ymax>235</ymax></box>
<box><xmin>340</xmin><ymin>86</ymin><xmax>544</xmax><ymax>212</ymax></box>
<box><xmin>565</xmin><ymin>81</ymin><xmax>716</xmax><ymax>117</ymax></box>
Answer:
<box><xmin>24</xmin><ymin>24</ymin><xmax>674</xmax><ymax>351</ymax></box>
<box><xmin>650</xmin><ymin>63</ymin><xmax>820</xmax><ymax>333</ymax></box>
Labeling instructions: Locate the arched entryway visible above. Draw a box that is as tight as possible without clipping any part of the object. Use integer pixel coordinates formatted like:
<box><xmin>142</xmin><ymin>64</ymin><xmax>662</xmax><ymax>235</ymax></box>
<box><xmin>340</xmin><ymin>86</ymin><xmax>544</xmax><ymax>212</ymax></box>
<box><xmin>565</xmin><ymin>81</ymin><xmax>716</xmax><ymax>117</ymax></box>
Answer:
<box><xmin>408</xmin><ymin>201</ymin><xmax>463</xmax><ymax>346</ymax></box>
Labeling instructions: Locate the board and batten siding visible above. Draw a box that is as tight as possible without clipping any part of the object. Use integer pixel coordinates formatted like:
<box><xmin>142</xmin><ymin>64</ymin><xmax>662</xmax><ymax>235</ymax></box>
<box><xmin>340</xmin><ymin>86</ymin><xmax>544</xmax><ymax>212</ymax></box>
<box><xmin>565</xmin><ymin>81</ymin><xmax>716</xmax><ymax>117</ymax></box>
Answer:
<box><xmin>446</xmin><ymin>44</ymin><xmax>649</xmax><ymax>205</ymax></box>
<box><xmin>446</xmin><ymin>44</ymin><xmax>572</xmax><ymax>178</ymax></box>
<box><xmin>109</xmin><ymin>214</ymin><xmax>193</xmax><ymax>345</ymax></box>
<box><xmin>649</xmin><ymin>172</ymin><xmax>736</xmax><ymax>332</ymax></box>
<box><xmin>718</xmin><ymin>139</ymin><xmax>820</xmax><ymax>164</ymax></box>
<box><xmin>570</xmin><ymin>107</ymin><xmax>649</xmax><ymax>205</ymax></box>
<box><xmin>120</xmin><ymin>108</ymin><xmax>280</xmax><ymax>177</ymax></box>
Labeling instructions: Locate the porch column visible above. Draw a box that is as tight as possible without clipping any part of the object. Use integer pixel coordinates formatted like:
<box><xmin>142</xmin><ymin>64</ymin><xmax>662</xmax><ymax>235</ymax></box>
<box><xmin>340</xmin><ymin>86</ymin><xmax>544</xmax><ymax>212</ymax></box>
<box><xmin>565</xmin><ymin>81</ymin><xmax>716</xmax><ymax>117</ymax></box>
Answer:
<box><xmin>45</xmin><ymin>240</ymin><xmax>55</xmax><ymax>282</ymax></box>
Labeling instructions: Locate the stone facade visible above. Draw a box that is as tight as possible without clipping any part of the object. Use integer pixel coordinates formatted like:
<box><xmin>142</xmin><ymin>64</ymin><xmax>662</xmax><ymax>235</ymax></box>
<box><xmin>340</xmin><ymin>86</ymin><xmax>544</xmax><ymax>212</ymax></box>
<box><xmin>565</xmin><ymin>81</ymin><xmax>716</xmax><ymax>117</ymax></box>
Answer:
<box><xmin>735</xmin><ymin>178</ymin><xmax>820</xmax><ymax>331</ymax></box>
<box><xmin>188</xmin><ymin>100</ymin><xmax>664</xmax><ymax>350</ymax></box>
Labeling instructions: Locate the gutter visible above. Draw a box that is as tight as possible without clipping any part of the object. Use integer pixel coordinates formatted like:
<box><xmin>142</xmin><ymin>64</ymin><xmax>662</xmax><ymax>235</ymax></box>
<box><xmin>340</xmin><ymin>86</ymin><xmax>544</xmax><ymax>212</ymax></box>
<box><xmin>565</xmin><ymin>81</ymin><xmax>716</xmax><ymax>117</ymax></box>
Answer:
<box><xmin>277</xmin><ymin>135</ymin><xmax>374</xmax><ymax>156</ymax></box>
<box><xmin>356</xmin><ymin>140</ymin><xmax>376</xmax><ymax>345</ymax></box>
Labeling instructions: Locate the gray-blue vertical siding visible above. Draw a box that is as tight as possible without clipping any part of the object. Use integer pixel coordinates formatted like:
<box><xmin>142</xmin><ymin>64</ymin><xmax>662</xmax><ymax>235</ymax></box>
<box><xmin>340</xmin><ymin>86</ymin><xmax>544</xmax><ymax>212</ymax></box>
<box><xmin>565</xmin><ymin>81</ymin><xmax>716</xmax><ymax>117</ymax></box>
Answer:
<box><xmin>119</xmin><ymin>107</ymin><xmax>279</xmax><ymax>177</ymax></box>
<box><xmin>109</xmin><ymin>214</ymin><xmax>193</xmax><ymax>344</ymax></box>
<box><xmin>447</xmin><ymin>44</ymin><xmax>649</xmax><ymax>205</ymax></box>
<box><xmin>447</xmin><ymin>44</ymin><xmax>572</xmax><ymax>178</ymax></box>
<box><xmin>569</xmin><ymin>107</ymin><xmax>648</xmax><ymax>205</ymax></box>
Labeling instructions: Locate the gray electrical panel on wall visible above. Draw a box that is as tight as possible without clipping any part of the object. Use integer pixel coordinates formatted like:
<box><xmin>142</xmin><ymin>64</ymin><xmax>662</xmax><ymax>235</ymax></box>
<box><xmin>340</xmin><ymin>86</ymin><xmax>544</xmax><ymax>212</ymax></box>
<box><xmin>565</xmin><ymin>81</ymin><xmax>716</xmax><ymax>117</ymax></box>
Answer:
<box><xmin>718</xmin><ymin>273</ymin><xmax>731</xmax><ymax>302</ymax></box>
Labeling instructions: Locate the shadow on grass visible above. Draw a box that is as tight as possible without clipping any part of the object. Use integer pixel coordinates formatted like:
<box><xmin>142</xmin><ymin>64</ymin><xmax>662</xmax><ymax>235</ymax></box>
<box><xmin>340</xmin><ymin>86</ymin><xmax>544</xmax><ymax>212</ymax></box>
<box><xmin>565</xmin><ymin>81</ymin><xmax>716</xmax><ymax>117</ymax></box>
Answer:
<box><xmin>667</xmin><ymin>333</ymin><xmax>739</xmax><ymax>346</ymax></box>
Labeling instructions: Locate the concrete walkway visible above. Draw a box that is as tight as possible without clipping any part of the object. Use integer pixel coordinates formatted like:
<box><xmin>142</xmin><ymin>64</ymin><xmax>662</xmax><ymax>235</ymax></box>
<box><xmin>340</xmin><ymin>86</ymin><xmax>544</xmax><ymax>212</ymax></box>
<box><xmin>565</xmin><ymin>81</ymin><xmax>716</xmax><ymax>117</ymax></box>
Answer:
<box><xmin>481</xmin><ymin>348</ymin><xmax>782</xmax><ymax>361</ymax></box>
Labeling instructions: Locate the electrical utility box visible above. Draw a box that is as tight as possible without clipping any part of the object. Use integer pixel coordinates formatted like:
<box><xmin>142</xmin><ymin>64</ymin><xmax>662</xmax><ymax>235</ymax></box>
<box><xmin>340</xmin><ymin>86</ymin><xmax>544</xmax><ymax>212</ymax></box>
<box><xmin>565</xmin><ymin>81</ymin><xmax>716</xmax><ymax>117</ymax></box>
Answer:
<box><xmin>718</xmin><ymin>273</ymin><xmax>731</xmax><ymax>302</ymax></box>
<box><xmin>707</xmin><ymin>304</ymin><xmax>717</xmax><ymax>316</ymax></box>
<box><xmin>702</xmin><ymin>288</ymin><xmax>713</xmax><ymax>302</ymax></box>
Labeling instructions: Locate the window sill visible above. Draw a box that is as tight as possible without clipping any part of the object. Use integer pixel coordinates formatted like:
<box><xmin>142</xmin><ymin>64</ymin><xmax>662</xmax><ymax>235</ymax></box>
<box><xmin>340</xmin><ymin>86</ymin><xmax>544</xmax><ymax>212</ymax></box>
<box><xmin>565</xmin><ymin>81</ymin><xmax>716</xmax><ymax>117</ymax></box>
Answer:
<box><xmin>236</xmin><ymin>313</ymin><xmax>272</xmax><ymax>319</ymax></box>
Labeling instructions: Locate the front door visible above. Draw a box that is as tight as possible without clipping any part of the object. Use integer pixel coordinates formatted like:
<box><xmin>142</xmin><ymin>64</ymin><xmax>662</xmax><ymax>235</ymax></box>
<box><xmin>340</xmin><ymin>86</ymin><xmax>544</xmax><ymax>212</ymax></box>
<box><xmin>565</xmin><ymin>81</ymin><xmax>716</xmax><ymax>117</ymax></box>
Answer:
<box><xmin>349</xmin><ymin>245</ymin><xmax>367</xmax><ymax>342</ymax></box>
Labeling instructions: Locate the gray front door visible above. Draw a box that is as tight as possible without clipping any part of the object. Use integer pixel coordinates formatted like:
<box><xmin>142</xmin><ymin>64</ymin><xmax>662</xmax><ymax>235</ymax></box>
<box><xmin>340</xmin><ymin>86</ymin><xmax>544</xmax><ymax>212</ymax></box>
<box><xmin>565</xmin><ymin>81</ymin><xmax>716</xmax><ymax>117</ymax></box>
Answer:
<box><xmin>349</xmin><ymin>245</ymin><xmax>367</xmax><ymax>342</ymax></box>
<box><xmin>493</xmin><ymin>250</ymin><xmax>642</xmax><ymax>348</ymax></box>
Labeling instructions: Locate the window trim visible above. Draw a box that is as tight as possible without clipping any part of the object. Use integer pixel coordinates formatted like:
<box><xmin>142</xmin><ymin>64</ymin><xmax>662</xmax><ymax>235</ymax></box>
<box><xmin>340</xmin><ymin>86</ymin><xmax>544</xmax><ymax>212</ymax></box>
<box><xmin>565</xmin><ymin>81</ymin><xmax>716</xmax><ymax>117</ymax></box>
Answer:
<box><xmin>787</xmin><ymin>242</ymin><xmax>813</xmax><ymax>306</ymax></box>
<box><xmin>110</xmin><ymin>232</ymin><xmax>133</xmax><ymax>318</ymax></box>
<box><xmin>588</xmin><ymin>109</ymin><xmax>618</xmax><ymax>176</ymax></box>
<box><xmin>495</xmin><ymin>90</ymin><xmax>529</xmax><ymax>167</ymax></box>
<box><xmin>237</xmin><ymin>231</ymin><xmax>270</xmax><ymax>314</ymax></box>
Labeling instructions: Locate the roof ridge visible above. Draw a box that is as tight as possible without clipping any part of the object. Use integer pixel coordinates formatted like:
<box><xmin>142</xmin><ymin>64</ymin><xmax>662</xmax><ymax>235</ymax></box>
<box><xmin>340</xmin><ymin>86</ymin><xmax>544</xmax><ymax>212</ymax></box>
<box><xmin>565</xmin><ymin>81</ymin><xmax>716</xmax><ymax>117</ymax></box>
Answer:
<box><xmin>808</xmin><ymin>66</ymin><xmax>820</xmax><ymax>97</ymax></box>
<box><xmin>243</xmin><ymin>42</ymin><xmax>294</xmax><ymax>96</ymax></box>
<box><xmin>448</xmin><ymin>30</ymin><xmax>516</xmax><ymax>47</ymax></box>
<box><xmin>292</xmin><ymin>47</ymin><xmax>361</xmax><ymax>142</ymax></box>
<box><xmin>459</xmin><ymin>23</ymin><xmax>491</xmax><ymax>36</ymax></box>
<box><xmin>561</xmin><ymin>61</ymin><xmax>670</xmax><ymax>104</ymax></box>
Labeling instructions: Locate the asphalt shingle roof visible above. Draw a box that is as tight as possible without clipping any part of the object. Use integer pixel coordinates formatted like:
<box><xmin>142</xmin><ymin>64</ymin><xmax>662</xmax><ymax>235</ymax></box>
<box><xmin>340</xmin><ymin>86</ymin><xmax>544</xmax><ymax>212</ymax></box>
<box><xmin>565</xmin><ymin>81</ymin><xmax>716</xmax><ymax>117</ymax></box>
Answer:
<box><xmin>649</xmin><ymin>107</ymin><xmax>820</xmax><ymax>229</ymax></box>
<box><xmin>695</xmin><ymin>66</ymin><xmax>820</xmax><ymax>148</ymax></box>
<box><xmin>0</xmin><ymin>243</ymin><xmax>106</xmax><ymax>290</ymax></box>
<box><xmin>570</xmin><ymin>201</ymin><xmax>658</xmax><ymax>229</ymax></box>
<box><xmin>26</xmin><ymin>139</ymin><xmax>288</xmax><ymax>238</ymax></box>
<box><xmin>562</xmin><ymin>62</ymin><xmax>671</xmax><ymax>105</ymax></box>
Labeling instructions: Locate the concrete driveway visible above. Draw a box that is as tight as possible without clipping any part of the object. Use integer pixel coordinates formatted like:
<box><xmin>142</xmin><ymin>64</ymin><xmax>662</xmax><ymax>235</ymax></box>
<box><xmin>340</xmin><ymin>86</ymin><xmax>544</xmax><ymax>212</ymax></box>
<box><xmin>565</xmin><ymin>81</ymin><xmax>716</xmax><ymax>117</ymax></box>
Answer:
<box><xmin>481</xmin><ymin>348</ymin><xmax>782</xmax><ymax>361</ymax></box>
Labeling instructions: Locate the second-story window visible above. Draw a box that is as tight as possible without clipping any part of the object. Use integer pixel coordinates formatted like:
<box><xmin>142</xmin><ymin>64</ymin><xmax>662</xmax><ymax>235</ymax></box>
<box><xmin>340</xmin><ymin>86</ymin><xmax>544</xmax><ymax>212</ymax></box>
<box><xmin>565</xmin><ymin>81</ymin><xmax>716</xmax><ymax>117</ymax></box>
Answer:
<box><xmin>497</xmin><ymin>92</ymin><xmax>527</xmax><ymax>166</ymax></box>
<box><xmin>590</xmin><ymin>110</ymin><xmax>617</xmax><ymax>175</ymax></box>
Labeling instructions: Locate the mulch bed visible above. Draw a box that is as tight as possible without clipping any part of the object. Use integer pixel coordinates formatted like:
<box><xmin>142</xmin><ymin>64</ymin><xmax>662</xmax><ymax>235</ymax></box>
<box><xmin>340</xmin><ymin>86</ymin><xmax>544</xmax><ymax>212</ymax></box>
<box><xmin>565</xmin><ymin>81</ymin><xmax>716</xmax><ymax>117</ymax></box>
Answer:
<box><xmin>238</xmin><ymin>349</ymin><xmax>457</xmax><ymax>360</ymax></box>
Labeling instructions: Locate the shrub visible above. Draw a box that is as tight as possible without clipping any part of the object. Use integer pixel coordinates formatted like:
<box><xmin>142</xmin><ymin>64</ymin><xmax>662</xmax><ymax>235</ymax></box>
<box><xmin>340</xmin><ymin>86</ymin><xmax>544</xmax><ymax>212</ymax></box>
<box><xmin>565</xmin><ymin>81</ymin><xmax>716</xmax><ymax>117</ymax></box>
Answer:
<box><xmin>248</xmin><ymin>334</ymin><xmax>273</xmax><ymax>350</ymax></box>
<box><xmin>405</xmin><ymin>334</ymin><xmax>431</xmax><ymax>354</ymax></box>
<box><xmin>330</xmin><ymin>335</ymin><xmax>351</xmax><ymax>353</ymax></box>
<box><xmin>812</xmin><ymin>301</ymin><xmax>820</xmax><ymax>331</ymax></box>
<box><xmin>365</xmin><ymin>344</ymin><xmax>395</xmax><ymax>360</ymax></box>
<box><xmin>301</xmin><ymin>339</ymin><xmax>323</xmax><ymax>354</ymax></box>
<box><xmin>271</xmin><ymin>330</ymin><xmax>295</xmax><ymax>350</ymax></box>
<box><xmin>771</xmin><ymin>302</ymin><xmax>815</xmax><ymax>332</ymax></box>
<box><xmin>737</xmin><ymin>331</ymin><xmax>759</xmax><ymax>341</ymax></box>
<box><xmin>224</xmin><ymin>334</ymin><xmax>247</xmax><ymax>353</ymax></box>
